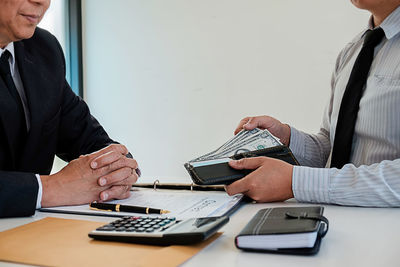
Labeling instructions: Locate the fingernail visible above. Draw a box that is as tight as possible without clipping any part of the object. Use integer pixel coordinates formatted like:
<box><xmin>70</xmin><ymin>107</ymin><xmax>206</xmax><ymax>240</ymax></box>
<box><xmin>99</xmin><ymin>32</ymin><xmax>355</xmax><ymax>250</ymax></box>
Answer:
<box><xmin>91</xmin><ymin>161</ymin><xmax>97</xmax><ymax>168</ymax></box>
<box><xmin>102</xmin><ymin>193</ymin><xmax>108</xmax><ymax>201</ymax></box>
<box><xmin>99</xmin><ymin>178</ymin><xmax>106</xmax><ymax>186</ymax></box>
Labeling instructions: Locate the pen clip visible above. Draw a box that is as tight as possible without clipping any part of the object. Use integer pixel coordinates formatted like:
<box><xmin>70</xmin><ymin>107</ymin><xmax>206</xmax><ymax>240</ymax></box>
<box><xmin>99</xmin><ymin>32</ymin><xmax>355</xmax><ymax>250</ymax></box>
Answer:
<box><xmin>89</xmin><ymin>202</ymin><xmax>113</xmax><ymax>212</ymax></box>
<box><xmin>89</xmin><ymin>206</ymin><xmax>113</xmax><ymax>212</ymax></box>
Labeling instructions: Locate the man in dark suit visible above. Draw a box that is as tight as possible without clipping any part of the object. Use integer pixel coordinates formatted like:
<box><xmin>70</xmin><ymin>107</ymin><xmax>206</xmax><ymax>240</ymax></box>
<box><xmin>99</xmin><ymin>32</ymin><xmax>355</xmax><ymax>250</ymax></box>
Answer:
<box><xmin>0</xmin><ymin>0</ymin><xmax>139</xmax><ymax>218</ymax></box>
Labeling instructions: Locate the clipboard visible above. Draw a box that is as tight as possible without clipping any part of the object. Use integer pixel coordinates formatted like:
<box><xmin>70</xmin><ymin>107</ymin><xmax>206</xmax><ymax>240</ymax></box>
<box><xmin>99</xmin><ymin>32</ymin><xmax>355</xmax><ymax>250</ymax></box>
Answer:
<box><xmin>40</xmin><ymin>186</ymin><xmax>243</xmax><ymax>219</ymax></box>
<box><xmin>132</xmin><ymin>180</ymin><xmax>225</xmax><ymax>191</ymax></box>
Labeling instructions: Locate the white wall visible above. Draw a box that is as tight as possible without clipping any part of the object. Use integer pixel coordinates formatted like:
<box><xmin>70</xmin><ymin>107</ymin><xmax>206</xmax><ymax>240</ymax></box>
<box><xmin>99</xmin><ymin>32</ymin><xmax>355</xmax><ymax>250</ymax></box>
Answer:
<box><xmin>39</xmin><ymin>0</ymin><xmax>69</xmax><ymax>82</ymax></box>
<box><xmin>82</xmin><ymin>0</ymin><xmax>369</xmax><ymax>182</ymax></box>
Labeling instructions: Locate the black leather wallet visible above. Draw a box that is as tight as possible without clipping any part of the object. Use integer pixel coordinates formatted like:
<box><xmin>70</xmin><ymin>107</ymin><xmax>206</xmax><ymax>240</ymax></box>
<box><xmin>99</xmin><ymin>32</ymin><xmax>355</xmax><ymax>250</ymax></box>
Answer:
<box><xmin>184</xmin><ymin>145</ymin><xmax>299</xmax><ymax>185</ymax></box>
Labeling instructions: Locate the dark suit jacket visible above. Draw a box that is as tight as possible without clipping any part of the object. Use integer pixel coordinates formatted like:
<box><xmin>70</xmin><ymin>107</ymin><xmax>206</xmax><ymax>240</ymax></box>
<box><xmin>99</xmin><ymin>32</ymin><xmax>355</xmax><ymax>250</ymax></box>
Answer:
<box><xmin>0</xmin><ymin>28</ymin><xmax>114</xmax><ymax>218</ymax></box>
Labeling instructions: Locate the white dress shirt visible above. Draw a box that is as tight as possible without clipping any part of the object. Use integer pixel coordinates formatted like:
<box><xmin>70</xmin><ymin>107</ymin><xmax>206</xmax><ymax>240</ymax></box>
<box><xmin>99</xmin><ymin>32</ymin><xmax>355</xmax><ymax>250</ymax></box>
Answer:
<box><xmin>0</xmin><ymin>43</ymin><xmax>43</xmax><ymax>209</ymax></box>
<box><xmin>290</xmin><ymin>6</ymin><xmax>400</xmax><ymax>207</ymax></box>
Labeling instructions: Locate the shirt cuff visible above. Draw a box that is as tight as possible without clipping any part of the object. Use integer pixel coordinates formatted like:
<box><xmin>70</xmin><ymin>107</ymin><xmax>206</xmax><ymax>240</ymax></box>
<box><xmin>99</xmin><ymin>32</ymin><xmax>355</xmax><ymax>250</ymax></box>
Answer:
<box><xmin>35</xmin><ymin>174</ymin><xmax>43</xmax><ymax>209</ymax></box>
<box><xmin>292</xmin><ymin>165</ymin><xmax>332</xmax><ymax>204</ymax></box>
<box><xmin>288</xmin><ymin>127</ymin><xmax>305</xmax><ymax>159</ymax></box>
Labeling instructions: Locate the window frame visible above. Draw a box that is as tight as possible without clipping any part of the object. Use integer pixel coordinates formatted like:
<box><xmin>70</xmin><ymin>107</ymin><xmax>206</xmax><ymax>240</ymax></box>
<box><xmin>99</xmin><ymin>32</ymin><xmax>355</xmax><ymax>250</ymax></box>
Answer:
<box><xmin>68</xmin><ymin>0</ymin><xmax>83</xmax><ymax>97</ymax></box>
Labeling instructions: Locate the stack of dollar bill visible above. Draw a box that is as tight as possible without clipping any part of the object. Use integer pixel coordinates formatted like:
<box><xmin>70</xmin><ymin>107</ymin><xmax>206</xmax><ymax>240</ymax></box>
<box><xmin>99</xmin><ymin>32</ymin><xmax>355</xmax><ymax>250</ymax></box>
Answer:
<box><xmin>189</xmin><ymin>128</ymin><xmax>282</xmax><ymax>162</ymax></box>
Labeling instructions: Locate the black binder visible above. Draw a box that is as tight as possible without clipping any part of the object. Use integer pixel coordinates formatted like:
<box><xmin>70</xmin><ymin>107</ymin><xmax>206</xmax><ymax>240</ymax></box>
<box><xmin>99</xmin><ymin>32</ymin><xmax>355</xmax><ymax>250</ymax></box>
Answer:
<box><xmin>235</xmin><ymin>206</ymin><xmax>329</xmax><ymax>255</ymax></box>
<box><xmin>185</xmin><ymin>145</ymin><xmax>299</xmax><ymax>185</ymax></box>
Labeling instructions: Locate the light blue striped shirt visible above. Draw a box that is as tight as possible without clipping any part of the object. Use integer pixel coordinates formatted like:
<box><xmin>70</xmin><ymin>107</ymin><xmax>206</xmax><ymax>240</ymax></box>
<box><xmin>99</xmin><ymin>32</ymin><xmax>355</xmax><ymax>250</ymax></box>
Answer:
<box><xmin>290</xmin><ymin>6</ymin><xmax>400</xmax><ymax>207</ymax></box>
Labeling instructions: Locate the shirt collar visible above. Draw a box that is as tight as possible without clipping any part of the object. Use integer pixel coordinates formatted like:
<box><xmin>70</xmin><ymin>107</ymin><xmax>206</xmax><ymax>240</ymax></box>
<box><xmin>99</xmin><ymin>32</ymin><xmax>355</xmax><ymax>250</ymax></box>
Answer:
<box><xmin>366</xmin><ymin>5</ymin><xmax>400</xmax><ymax>40</ymax></box>
<box><xmin>0</xmin><ymin>42</ymin><xmax>16</xmax><ymax>76</ymax></box>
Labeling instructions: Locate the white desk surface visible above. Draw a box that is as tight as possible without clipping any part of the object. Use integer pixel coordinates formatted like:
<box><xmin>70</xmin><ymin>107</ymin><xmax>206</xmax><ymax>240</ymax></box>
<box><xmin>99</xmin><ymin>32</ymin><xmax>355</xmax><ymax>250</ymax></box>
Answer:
<box><xmin>0</xmin><ymin>201</ymin><xmax>399</xmax><ymax>267</ymax></box>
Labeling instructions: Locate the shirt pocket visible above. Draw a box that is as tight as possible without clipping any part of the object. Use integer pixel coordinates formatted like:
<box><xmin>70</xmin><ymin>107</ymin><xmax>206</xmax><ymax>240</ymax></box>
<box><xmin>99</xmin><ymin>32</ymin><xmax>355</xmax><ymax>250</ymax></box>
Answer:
<box><xmin>373</xmin><ymin>75</ymin><xmax>400</xmax><ymax>90</ymax></box>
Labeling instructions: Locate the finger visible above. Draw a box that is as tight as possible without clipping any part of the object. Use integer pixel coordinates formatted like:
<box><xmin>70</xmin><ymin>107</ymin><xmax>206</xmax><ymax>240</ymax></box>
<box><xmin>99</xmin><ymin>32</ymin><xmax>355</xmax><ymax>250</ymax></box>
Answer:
<box><xmin>234</xmin><ymin>117</ymin><xmax>251</xmax><ymax>135</ymax></box>
<box><xmin>100</xmin><ymin>185</ymin><xmax>131</xmax><ymax>201</ymax></box>
<box><xmin>98</xmin><ymin>167</ymin><xmax>138</xmax><ymax>186</ymax></box>
<box><xmin>90</xmin><ymin>150</ymin><xmax>122</xmax><ymax>169</ymax></box>
<box><xmin>225</xmin><ymin>176</ymin><xmax>251</xmax><ymax>196</ymax></box>
<box><xmin>88</xmin><ymin>144</ymin><xmax>129</xmax><ymax>163</ymax></box>
<box><xmin>104</xmin><ymin>174</ymin><xmax>138</xmax><ymax>187</ymax></box>
<box><xmin>242</xmin><ymin>116</ymin><xmax>264</xmax><ymax>130</ymax></box>
<box><xmin>243</xmin><ymin>116</ymin><xmax>276</xmax><ymax>131</ymax></box>
<box><xmin>229</xmin><ymin>157</ymin><xmax>266</xmax><ymax>170</ymax></box>
<box><xmin>95</xmin><ymin>157</ymin><xmax>138</xmax><ymax>178</ymax></box>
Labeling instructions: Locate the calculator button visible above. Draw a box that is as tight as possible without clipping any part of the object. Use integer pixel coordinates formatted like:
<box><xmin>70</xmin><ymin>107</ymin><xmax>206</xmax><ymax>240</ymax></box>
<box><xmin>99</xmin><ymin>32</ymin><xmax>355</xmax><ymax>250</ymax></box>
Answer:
<box><xmin>145</xmin><ymin>228</ymin><xmax>154</xmax><ymax>232</ymax></box>
<box><xmin>136</xmin><ymin>227</ymin><xmax>145</xmax><ymax>232</ymax></box>
<box><xmin>115</xmin><ymin>227</ymin><xmax>126</xmax><ymax>231</ymax></box>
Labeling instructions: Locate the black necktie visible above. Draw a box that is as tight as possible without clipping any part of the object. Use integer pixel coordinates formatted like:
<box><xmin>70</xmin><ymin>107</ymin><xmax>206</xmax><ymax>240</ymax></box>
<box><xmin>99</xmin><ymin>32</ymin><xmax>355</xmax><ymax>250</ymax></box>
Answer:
<box><xmin>330</xmin><ymin>28</ymin><xmax>385</xmax><ymax>168</ymax></box>
<box><xmin>0</xmin><ymin>50</ymin><xmax>27</xmax><ymax>155</ymax></box>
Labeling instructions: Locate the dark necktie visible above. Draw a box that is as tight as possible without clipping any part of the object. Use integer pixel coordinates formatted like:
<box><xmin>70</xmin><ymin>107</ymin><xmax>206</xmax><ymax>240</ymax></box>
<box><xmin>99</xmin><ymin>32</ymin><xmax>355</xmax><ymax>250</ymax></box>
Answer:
<box><xmin>330</xmin><ymin>28</ymin><xmax>385</xmax><ymax>168</ymax></box>
<box><xmin>0</xmin><ymin>50</ymin><xmax>27</xmax><ymax>155</ymax></box>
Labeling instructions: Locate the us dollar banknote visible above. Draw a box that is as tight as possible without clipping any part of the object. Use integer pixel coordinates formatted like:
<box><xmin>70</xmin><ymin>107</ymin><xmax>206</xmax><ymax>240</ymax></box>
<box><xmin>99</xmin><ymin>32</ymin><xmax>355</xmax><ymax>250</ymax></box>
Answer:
<box><xmin>190</xmin><ymin>128</ymin><xmax>282</xmax><ymax>162</ymax></box>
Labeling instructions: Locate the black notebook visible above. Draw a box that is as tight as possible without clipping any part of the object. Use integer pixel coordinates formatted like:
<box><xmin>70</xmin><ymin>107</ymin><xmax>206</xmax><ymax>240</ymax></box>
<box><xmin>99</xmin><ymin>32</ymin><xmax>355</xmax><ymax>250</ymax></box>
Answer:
<box><xmin>235</xmin><ymin>206</ymin><xmax>328</xmax><ymax>255</ymax></box>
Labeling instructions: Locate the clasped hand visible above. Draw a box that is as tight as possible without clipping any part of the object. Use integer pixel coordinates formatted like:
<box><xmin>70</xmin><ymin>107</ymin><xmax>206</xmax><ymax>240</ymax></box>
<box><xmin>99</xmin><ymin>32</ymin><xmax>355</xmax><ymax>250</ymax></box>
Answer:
<box><xmin>41</xmin><ymin>144</ymin><xmax>139</xmax><ymax>207</ymax></box>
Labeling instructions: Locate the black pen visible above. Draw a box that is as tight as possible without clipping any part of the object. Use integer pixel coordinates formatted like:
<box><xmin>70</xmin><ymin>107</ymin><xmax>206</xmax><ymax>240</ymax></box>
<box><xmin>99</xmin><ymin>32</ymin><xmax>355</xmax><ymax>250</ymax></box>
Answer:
<box><xmin>132</xmin><ymin>182</ymin><xmax>225</xmax><ymax>191</ymax></box>
<box><xmin>89</xmin><ymin>202</ymin><xmax>170</xmax><ymax>214</ymax></box>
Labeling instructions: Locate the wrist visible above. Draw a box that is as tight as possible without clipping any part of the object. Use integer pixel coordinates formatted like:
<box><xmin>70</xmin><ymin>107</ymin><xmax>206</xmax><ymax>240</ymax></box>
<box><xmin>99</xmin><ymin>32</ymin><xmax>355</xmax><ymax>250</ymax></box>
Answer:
<box><xmin>288</xmin><ymin>165</ymin><xmax>294</xmax><ymax>199</ymax></box>
<box><xmin>40</xmin><ymin>174</ymin><xmax>62</xmax><ymax>207</ymax></box>
<box><xmin>281</xmin><ymin>124</ymin><xmax>291</xmax><ymax>146</ymax></box>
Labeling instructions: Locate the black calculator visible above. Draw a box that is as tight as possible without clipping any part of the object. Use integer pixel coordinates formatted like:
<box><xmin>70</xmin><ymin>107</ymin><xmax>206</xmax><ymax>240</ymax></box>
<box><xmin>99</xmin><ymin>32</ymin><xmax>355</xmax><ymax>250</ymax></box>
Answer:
<box><xmin>88</xmin><ymin>215</ymin><xmax>229</xmax><ymax>245</ymax></box>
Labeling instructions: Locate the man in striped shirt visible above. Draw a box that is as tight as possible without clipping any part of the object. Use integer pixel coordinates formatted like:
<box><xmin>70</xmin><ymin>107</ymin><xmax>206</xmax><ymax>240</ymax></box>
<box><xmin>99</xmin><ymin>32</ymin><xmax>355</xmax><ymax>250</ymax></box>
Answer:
<box><xmin>226</xmin><ymin>0</ymin><xmax>400</xmax><ymax>207</ymax></box>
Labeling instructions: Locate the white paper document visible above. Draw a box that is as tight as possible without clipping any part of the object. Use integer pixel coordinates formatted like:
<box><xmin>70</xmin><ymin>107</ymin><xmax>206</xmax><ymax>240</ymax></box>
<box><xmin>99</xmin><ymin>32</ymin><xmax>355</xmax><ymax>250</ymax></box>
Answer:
<box><xmin>40</xmin><ymin>188</ymin><xmax>243</xmax><ymax>219</ymax></box>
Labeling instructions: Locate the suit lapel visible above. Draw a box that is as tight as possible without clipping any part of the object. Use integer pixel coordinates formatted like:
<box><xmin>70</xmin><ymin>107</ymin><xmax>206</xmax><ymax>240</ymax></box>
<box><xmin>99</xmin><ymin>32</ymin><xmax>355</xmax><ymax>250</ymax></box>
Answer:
<box><xmin>14</xmin><ymin>41</ymin><xmax>41</xmax><ymax>132</ymax></box>
<box><xmin>0</xmin><ymin>73</ymin><xmax>19</xmax><ymax>167</ymax></box>
<box><xmin>14</xmin><ymin>40</ymin><xmax>52</xmax><ymax>169</ymax></box>
<box><xmin>14</xmin><ymin>38</ymin><xmax>63</xmax><ymax>171</ymax></box>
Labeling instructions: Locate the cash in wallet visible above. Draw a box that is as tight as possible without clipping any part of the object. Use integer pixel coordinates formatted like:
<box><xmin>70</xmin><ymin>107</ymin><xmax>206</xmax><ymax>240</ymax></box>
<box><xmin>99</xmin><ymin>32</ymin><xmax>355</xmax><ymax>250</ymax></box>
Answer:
<box><xmin>184</xmin><ymin>129</ymin><xmax>299</xmax><ymax>185</ymax></box>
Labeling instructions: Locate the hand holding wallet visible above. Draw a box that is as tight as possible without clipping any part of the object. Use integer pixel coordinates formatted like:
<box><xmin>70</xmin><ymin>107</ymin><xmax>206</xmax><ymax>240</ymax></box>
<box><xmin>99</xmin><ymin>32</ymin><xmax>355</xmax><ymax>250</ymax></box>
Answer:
<box><xmin>184</xmin><ymin>145</ymin><xmax>299</xmax><ymax>185</ymax></box>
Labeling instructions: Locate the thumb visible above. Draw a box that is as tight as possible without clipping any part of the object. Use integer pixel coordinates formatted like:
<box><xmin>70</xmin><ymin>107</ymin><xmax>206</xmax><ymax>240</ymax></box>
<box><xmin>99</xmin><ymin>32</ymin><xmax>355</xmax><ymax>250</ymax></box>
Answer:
<box><xmin>243</xmin><ymin>117</ymin><xmax>258</xmax><ymax>130</ymax></box>
<box><xmin>229</xmin><ymin>157</ymin><xmax>266</xmax><ymax>170</ymax></box>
